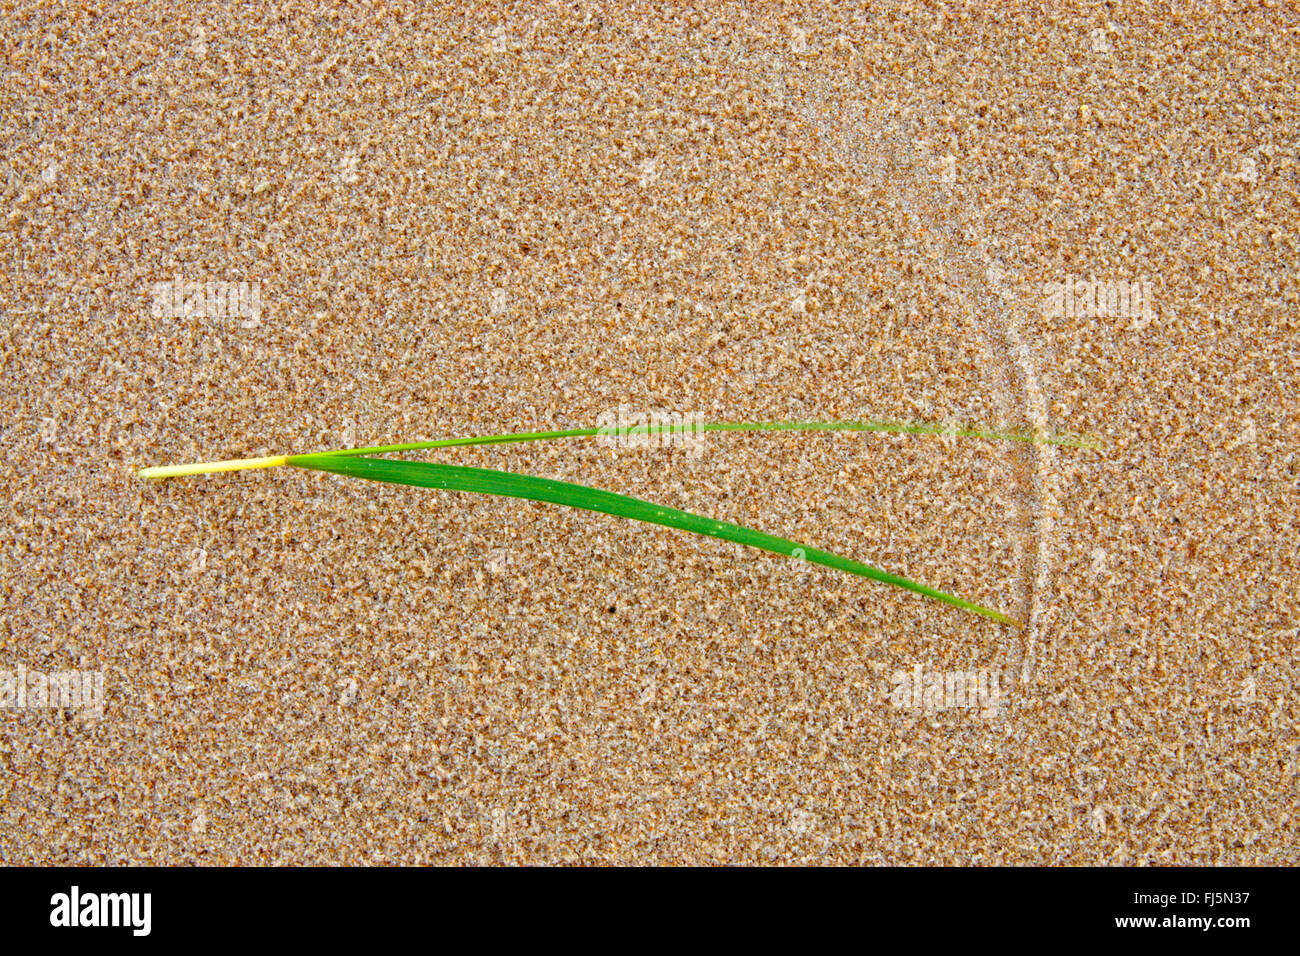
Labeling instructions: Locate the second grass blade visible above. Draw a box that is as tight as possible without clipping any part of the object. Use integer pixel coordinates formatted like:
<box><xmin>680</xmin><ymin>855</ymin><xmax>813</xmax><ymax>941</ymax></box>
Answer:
<box><xmin>289</xmin><ymin>453</ymin><xmax>1017</xmax><ymax>625</ymax></box>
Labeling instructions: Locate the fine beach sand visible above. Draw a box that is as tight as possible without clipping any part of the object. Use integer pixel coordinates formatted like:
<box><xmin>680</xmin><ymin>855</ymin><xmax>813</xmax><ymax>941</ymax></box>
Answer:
<box><xmin>1</xmin><ymin>2</ymin><xmax>1295</xmax><ymax>864</ymax></box>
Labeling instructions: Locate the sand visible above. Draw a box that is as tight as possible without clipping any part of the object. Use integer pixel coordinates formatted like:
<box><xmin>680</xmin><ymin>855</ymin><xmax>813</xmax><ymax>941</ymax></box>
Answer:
<box><xmin>0</xmin><ymin>1</ymin><xmax>1295</xmax><ymax>864</ymax></box>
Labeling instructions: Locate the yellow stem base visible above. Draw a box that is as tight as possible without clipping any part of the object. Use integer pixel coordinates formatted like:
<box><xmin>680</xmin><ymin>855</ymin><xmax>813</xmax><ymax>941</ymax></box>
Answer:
<box><xmin>137</xmin><ymin>455</ymin><xmax>289</xmax><ymax>480</ymax></box>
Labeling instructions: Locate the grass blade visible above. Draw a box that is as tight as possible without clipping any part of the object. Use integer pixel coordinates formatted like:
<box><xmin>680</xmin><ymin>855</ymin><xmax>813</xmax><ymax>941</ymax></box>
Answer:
<box><xmin>304</xmin><ymin>418</ymin><xmax>1100</xmax><ymax>460</ymax></box>
<box><xmin>288</xmin><ymin>453</ymin><xmax>1019</xmax><ymax>626</ymax></box>
<box><xmin>138</xmin><ymin>418</ymin><xmax>1097</xmax><ymax>480</ymax></box>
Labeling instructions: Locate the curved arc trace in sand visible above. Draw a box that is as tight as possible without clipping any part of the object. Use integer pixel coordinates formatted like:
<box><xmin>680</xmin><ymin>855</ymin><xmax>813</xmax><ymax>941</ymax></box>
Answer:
<box><xmin>751</xmin><ymin>47</ymin><xmax>1061</xmax><ymax>688</ymax></box>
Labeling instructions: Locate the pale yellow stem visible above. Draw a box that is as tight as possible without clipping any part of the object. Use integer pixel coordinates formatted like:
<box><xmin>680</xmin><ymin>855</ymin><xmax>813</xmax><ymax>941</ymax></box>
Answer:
<box><xmin>137</xmin><ymin>455</ymin><xmax>290</xmax><ymax>480</ymax></box>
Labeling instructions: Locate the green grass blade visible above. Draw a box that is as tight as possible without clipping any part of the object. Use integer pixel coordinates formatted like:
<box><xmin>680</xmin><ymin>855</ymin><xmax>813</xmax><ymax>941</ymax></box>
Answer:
<box><xmin>289</xmin><ymin>453</ymin><xmax>1019</xmax><ymax>626</ymax></box>
<box><xmin>137</xmin><ymin>418</ymin><xmax>1098</xmax><ymax>480</ymax></box>
<box><xmin>305</xmin><ymin>418</ymin><xmax>1099</xmax><ymax>460</ymax></box>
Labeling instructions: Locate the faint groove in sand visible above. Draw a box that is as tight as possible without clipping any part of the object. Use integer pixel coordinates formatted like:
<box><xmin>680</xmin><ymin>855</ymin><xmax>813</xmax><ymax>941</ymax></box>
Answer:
<box><xmin>755</xmin><ymin>52</ymin><xmax>1060</xmax><ymax>683</ymax></box>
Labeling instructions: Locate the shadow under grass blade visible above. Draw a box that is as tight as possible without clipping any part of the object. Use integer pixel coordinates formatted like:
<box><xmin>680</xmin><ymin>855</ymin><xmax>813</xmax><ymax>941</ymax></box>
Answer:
<box><xmin>288</xmin><ymin>453</ymin><xmax>1019</xmax><ymax>626</ymax></box>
